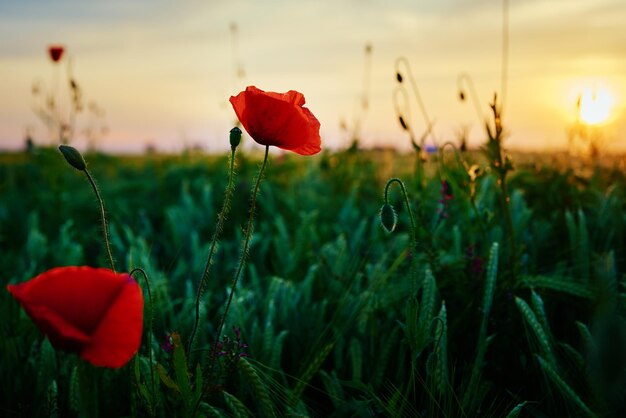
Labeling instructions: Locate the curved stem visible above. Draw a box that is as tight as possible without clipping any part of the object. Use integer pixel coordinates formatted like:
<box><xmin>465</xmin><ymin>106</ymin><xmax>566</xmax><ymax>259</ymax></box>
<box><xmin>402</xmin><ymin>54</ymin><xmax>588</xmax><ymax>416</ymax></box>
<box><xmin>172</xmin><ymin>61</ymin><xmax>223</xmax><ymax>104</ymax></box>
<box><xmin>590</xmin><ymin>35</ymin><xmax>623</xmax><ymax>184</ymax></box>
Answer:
<box><xmin>187</xmin><ymin>149</ymin><xmax>237</xmax><ymax>356</ymax></box>
<box><xmin>395</xmin><ymin>57</ymin><xmax>434</xmax><ymax>137</ymax></box>
<box><xmin>395</xmin><ymin>57</ymin><xmax>439</xmax><ymax>188</ymax></box>
<box><xmin>384</xmin><ymin>178</ymin><xmax>419</xmax><ymax>293</ymax></box>
<box><xmin>384</xmin><ymin>178</ymin><xmax>417</xmax><ymax>240</ymax></box>
<box><xmin>392</xmin><ymin>86</ymin><xmax>428</xmax><ymax>189</ymax></box>
<box><xmin>84</xmin><ymin>169</ymin><xmax>115</xmax><ymax>272</ymax></box>
<box><xmin>392</xmin><ymin>86</ymin><xmax>419</xmax><ymax>150</ymax></box>
<box><xmin>130</xmin><ymin>267</ymin><xmax>154</xmax><ymax>416</ymax></box>
<box><xmin>438</xmin><ymin>141</ymin><xmax>464</xmax><ymax>174</ymax></box>
<box><xmin>457</xmin><ymin>72</ymin><xmax>486</xmax><ymax>125</ymax></box>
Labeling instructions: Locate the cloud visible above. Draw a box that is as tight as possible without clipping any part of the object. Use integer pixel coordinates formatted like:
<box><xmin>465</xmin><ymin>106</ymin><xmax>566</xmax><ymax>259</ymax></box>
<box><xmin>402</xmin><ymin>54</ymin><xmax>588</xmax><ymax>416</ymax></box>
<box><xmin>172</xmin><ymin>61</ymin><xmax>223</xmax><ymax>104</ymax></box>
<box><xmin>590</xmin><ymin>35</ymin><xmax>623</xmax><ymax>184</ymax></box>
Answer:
<box><xmin>0</xmin><ymin>0</ymin><xmax>625</xmax><ymax>151</ymax></box>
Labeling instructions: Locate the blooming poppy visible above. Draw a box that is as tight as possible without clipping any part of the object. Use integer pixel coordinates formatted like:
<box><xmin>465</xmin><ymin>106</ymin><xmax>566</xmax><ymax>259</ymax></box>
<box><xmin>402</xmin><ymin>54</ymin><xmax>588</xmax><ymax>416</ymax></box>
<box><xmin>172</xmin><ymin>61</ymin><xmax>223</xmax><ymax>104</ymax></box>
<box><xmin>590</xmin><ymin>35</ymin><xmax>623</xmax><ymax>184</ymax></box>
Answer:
<box><xmin>48</xmin><ymin>45</ymin><xmax>65</xmax><ymax>63</ymax></box>
<box><xmin>230</xmin><ymin>86</ymin><xmax>321</xmax><ymax>155</ymax></box>
<box><xmin>7</xmin><ymin>266</ymin><xmax>143</xmax><ymax>368</ymax></box>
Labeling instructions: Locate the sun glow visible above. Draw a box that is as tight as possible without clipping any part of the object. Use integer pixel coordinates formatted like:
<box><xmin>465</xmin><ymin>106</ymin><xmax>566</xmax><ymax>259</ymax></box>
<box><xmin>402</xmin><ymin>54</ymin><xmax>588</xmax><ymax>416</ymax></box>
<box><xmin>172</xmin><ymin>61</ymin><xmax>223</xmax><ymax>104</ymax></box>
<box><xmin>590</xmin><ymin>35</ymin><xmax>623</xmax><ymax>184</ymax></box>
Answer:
<box><xmin>577</xmin><ymin>87</ymin><xmax>614</xmax><ymax>125</ymax></box>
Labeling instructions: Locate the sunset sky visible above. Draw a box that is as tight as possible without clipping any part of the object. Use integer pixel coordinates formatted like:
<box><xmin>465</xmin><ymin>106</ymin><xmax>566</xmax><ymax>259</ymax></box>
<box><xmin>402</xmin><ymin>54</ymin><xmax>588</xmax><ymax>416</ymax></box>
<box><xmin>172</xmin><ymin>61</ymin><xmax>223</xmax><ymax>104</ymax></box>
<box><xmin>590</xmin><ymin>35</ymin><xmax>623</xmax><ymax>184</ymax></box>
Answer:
<box><xmin>1</xmin><ymin>0</ymin><xmax>625</xmax><ymax>153</ymax></box>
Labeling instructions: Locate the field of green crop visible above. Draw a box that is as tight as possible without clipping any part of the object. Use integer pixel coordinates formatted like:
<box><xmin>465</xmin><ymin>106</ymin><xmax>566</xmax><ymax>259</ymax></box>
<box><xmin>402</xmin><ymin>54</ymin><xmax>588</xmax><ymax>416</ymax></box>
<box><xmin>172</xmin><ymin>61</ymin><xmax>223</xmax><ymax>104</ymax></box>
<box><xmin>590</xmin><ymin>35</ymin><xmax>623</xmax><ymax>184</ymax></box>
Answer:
<box><xmin>1</xmin><ymin>142</ymin><xmax>626</xmax><ymax>417</ymax></box>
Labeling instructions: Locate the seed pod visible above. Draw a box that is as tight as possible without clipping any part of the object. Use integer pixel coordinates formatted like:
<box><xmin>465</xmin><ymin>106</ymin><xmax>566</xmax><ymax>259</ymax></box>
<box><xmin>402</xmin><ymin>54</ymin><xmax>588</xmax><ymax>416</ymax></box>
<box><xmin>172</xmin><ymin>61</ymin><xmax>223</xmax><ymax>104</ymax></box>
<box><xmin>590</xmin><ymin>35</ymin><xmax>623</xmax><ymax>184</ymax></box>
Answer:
<box><xmin>379</xmin><ymin>203</ymin><xmax>397</xmax><ymax>233</ymax></box>
<box><xmin>58</xmin><ymin>145</ymin><xmax>86</xmax><ymax>171</ymax></box>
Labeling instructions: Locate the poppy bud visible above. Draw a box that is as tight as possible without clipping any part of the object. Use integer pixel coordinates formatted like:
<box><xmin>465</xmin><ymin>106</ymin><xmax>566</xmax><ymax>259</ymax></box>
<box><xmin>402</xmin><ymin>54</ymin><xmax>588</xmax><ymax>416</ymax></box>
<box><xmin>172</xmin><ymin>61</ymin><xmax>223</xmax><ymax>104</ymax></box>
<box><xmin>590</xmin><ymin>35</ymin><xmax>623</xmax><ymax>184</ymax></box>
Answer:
<box><xmin>230</xmin><ymin>127</ymin><xmax>242</xmax><ymax>150</ymax></box>
<box><xmin>396</xmin><ymin>72</ymin><xmax>403</xmax><ymax>83</ymax></box>
<box><xmin>379</xmin><ymin>203</ymin><xmax>397</xmax><ymax>233</ymax></box>
<box><xmin>399</xmin><ymin>116</ymin><xmax>409</xmax><ymax>131</ymax></box>
<box><xmin>48</xmin><ymin>45</ymin><xmax>64</xmax><ymax>63</ymax></box>
<box><xmin>58</xmin><ymin>145</ymin><xmax>86</xmax><ymax>171</ymax></box>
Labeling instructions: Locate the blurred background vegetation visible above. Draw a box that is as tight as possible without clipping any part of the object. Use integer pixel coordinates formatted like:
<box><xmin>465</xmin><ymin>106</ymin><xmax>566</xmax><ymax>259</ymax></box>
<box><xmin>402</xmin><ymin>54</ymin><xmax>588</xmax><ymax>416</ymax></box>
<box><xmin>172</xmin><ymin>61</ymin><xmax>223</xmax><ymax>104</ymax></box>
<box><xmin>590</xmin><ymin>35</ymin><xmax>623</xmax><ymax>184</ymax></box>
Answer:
<box><xmin>1</xmin><ymin>146</ymin><xmax>626</xmax><ymax>417</ymax></box>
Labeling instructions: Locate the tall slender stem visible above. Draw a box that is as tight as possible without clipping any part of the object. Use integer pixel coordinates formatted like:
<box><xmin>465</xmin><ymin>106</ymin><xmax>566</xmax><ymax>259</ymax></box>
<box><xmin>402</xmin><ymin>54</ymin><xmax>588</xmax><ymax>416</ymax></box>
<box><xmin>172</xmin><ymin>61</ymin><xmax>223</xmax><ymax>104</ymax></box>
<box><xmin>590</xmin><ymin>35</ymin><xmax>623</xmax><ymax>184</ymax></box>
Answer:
<box><xmin>497</xmin><ymin>152</ymin><xmax>516</xmax><ymax>281</ymax></box>
<box><xmin>130</xmin><ymin>267</ymin><xmax>154</xmax><ymax>416</ymax></box>
<box><xmin>500</xmin><ymin>0</ymin><xmax>510</xmax><ymax>113</ymax></box>
<box><xmin>84</xmin><ymin>169</ymin><xmax>115</xmax><ymax>272</ymax></box>
<box><xmin>187</xmin><ymin>149</ymin><xmax>237</xmax><ymax>355</ymax></box>
<box><xmin>485</xmin><ymin>97</ymin><xmax>516</xmax><ymax>281</ymax></box>
<box><xmin>209</xmin><ymin>145</ymin><xmax>269</xmax><ymax>378</ymax></box>
<box><xmin>193</xmin><ymin>146</ymin><xmax>269</xmax><ymax>415</ymax></box>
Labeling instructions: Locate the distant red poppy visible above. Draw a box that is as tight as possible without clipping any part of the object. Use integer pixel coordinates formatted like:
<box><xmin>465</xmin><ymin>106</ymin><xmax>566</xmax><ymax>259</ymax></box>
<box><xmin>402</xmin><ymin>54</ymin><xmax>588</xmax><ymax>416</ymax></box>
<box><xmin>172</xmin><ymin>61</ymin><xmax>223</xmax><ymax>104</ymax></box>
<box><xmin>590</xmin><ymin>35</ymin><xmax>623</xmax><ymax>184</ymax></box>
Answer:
<box><xmin>7</xmin><ymin>266</ymin><xmax>143</xmax><ymax>368</ymax></box>
<box><xmin>230</xmin><ymin>86</ymin><xmax>321</xmax><ymax>155</ymax></box>
<box><xmin>48</xmin><ymin>45</ymin><xmax>65</xmax><ymax>63</ymax></box>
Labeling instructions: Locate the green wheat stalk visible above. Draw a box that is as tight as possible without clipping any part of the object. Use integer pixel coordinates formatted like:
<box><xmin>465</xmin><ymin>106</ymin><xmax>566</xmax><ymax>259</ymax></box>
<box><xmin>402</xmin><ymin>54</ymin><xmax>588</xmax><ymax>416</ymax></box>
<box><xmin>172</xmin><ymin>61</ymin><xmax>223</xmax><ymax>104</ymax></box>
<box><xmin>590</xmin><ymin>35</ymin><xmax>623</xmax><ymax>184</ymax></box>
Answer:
<box><xmin>462</xmin><ymin>242</ymin><xmax>499</xmax><ymax>412</ymax></box>
<box><xmin>536</xmin><ymin>355</ymin><xmax>597</xmax><ymax>418</ymax></box>
<box><xmin>238</xmin><ymin>358</ymin><xmax>276</xmax><ymax>418</ymax></box>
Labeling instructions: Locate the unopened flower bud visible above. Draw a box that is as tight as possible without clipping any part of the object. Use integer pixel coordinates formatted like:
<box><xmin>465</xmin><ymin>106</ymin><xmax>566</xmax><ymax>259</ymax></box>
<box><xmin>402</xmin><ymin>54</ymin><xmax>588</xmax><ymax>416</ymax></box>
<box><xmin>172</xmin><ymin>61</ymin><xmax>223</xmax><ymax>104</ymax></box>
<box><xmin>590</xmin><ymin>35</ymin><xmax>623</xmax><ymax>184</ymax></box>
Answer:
<box><xmin>230</xmin><ymin>127</ymin><xmax>242</xmax><ymax>150</ymax></box>
<box><xmin>58</xmin><ymin>145</ymin><xmax>86</xmax><ymax>171</ymax></box>
<box><xmin>399</xmin><ymin>116</ymin><xmax>410</xmax><ymax>131</ymax></box>
<box><xmin>379</xmin><ymin>203</ymin><xmax>397</xmax><ymax>233</ymax></box>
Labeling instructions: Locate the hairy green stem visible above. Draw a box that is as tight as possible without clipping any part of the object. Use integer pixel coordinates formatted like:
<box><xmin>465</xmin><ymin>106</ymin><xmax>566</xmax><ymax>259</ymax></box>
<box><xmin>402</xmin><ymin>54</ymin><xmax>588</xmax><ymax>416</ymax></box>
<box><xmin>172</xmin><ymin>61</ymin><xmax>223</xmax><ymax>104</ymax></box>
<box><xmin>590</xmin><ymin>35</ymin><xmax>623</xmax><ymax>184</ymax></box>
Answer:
<box><xmin>187</xmin><ymin>149</ymin><xmax>237</xmax><ymax>356</ymax></box>
<box><xmin>483</xmin><ymin>94</ymin><xmax>516</xmax><ymax>282</ymax></box>
<box><xmin>84</xmin><ymin>169</ymin><xmax>115</xmax><ymax>272</ymax></box>
<box><xmin>212</xmin><ymin>145</ymin><xmax>268</xmax><ymax>363</ymax></box>
<box><xmin>497</xmin><ymin>162</ymin><xmax>516</xmax><ymax>281</ymax></box>
<box><xmin>195</xmin><ymin>146</ymin><xmax>270</xmax><ymax>413</ymax></box>
<box><xmin>130</xmin><ymin>267</ymin><xmax>155</xmax><ymax>416</ymax></box>
<box><xmin>384</xmin><ymin>178</ymin><xmax>420</xmax><ymax>293</ymax></box>
<box><xmin>384</xmin><ymin>178</ymin><xmax>417</xmax><ymax>241</ymax></box>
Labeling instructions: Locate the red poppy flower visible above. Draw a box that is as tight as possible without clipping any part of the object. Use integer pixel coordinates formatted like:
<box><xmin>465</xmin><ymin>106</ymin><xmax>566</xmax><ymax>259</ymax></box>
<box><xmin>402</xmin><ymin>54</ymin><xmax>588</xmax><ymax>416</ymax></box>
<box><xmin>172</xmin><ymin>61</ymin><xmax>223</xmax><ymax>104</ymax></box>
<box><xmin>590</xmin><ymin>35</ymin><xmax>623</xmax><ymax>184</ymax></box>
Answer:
<box><xmin>7</xmin><ymin>266</ymin><xmax>143</xmax><ymax>368</ymax></box>
<box><xmin>48</xmin><ymin>45</ymin><xmax>65</xmax><ymax>63</ymax></box>
<box><xmin>230</xmin><ymin>86</ymin><xmax>321</xmax><ymax>155</ymax></box>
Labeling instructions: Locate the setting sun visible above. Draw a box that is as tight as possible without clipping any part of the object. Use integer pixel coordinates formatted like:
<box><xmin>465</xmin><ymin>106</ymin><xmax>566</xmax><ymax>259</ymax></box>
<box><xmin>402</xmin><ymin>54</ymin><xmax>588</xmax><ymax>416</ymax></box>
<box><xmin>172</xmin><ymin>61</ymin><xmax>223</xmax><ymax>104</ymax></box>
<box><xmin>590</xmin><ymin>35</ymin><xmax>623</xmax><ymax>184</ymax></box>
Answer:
<box><xmin>577</xmin><ymin>87</ymin><xmax>614</xmax><ymax>125</ymax></box>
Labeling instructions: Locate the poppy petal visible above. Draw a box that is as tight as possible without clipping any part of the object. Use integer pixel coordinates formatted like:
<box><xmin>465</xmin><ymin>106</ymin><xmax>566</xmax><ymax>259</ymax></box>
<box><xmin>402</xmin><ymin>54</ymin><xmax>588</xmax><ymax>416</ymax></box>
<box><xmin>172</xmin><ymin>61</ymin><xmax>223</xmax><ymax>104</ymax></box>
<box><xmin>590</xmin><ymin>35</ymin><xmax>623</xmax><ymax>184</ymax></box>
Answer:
<box><xmin>6</xmin><ymin>266</ymin><xmax>144</xmax><ymax>368</ymax></box>
<box><xmin>81</xmin><ymin>275</ymin><xmax>143</xmax><ymax>368</ymax></box>
<box><xmin>48</xmin><ymin>45</ymin><xmax>64</xmax><ymax>63</ymax></box>
<box><xmin>230</xmin><ymin>86</ymin><xmax>321</xmax><ymax>155</ymax></box>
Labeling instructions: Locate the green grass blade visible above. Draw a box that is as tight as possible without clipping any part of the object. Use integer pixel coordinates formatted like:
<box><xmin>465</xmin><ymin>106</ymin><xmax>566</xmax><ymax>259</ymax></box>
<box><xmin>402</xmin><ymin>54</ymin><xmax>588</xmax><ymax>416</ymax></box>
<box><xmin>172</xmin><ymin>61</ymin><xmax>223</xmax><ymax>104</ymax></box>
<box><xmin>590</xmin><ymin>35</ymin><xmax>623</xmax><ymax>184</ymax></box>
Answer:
<box><xmin>171</xmin><ymin>332</ymin><xmax>194</xmax><ymax>415</ymax></box>
<box><xmin>462</xmin><ymin>242</ymin><xmax>499</xmax><ymax>412</ymax></box>
<box><xmin>417</xmin><ymin>268</ymin><xmax>437</xmax><ymax>351</ymax></box>
<box><xmin>536</xmin><ymin>355</ymin><xmax>596</xmax><ymax>417</ymax></box>
<box><xmin>520</xmin><ymin>275</ymin><xmax>593</xmax><ymax>299</ymax></box>
<box><xmin>530</xmin><ymin>290</ymin><xmax>550</xmax><ymax>335</ymax></box>
<box><xmin>516</xmin><ymin>297</ymin><xmax>557</xmax><ymax>368</ymax></box>
<box><xmin>505</xmin><ymin>401</ymin><xmax>528</xmax><ymax>418</ymax></box>
<box><xmin>289</xmin><ymin>342</ymin><xmax>334</xmax><ymax>408</ymax></box>
<box><xmin>432</xmin><ymin>302</ymin><xmax>449</xmax><ymax>398</ymax></box>
<box><xmin>238</xmin><ymin>358</ymin><xmax>275</xmax><ymax>418</ymax></box>
<box><xmin>223</xmin><ymin>390</ymin><xmax>252</xmax><ymax>418</ymax></box>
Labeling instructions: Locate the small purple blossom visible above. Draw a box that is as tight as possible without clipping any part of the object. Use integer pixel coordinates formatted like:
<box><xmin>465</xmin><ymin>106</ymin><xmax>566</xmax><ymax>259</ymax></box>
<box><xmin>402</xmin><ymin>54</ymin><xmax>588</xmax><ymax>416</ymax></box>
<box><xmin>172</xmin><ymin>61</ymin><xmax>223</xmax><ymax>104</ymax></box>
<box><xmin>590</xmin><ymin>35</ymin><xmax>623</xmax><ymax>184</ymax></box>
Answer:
<box><xmin>217</xmin><ymin>326</ymin><xmax>250</xmax><ymax>364</ymax></box>
<box><xmin>437</xmin><ymin>180</ymin><xmax>454</xmax><ymax>219</ymax></box>
<box><xmin>161</xmin><ymin>332</ymin><xmax>174</xmax><ymax>353</ymax></box>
